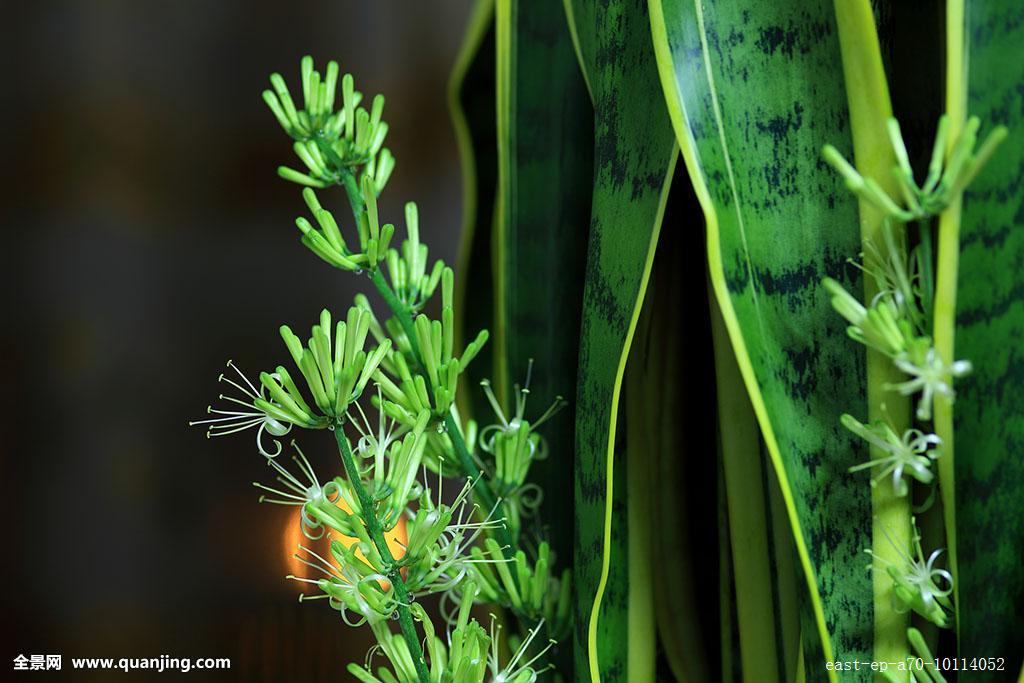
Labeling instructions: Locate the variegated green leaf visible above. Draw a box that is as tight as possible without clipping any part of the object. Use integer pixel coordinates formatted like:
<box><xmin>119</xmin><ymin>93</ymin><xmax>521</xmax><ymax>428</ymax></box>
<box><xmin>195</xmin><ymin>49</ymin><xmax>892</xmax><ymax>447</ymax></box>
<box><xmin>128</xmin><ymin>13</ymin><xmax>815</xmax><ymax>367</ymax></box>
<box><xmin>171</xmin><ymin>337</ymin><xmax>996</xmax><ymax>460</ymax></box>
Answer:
<box><xmin>949</xmin><ymin>0</ymin><xmax>1024</xmax><ymax>669</ymax></box>
<box><xmin>494</xmin><ymin>0</ymin><xmax>593</xmax><ymax>576</ymax></box>
<box><xmin>650</xmin><ymin>1</ymin><xmax>874</xmax><ymax>678</ymax></box>
<box><xmin>563</xmin><ymin>0</ymin><xmax>678</xmax><ymax>680</ymax></box>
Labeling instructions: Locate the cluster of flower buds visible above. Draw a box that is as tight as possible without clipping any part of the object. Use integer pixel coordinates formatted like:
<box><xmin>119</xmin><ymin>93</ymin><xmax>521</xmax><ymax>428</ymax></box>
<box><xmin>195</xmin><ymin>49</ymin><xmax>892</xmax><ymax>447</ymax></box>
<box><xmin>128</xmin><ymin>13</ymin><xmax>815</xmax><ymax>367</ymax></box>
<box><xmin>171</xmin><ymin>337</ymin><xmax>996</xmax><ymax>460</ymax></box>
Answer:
<box><xmin>373</xmin><ymin>269</ymin><xmax>488</xmax><ymax>425</ymax></box>
<box><xmin>399</xmin><ymin>480</ymin><xmax>506</xmax><ymax>596</ymax></box>
<box><xmin>264</xmin><ymin>56</ymin><xmax>395</xmax><ymax>193</ymax></box>
<box><xmin>823</xmin><ymin>115</ymin><xmax>1007</xmax><ymax>222</ymax></box>
<box><xmin>475</xmin><ymin>364</ymin><xmax>565</xmax><ymax>537</ymax></box>
<box><xmin>348</xmin><ymin>398</ymin><xmax>432</xmax><ymax>531</ymax></box>
<box><xmin>385</xmin><ymin>202</ymin><xmax>446</xmax><ymax>311</ymax></box>
<box><xmin>192</xmin><ymin>309</ymin><xmax>391</xmax><ymax>453</ymax></box>
<box><xmin>348</xmin><ymin>585</ymin><xmax>550</xmax><ymax>683</ymax></box>
<box><xmin>355</xmin><ymin>607</ymin><xmax>448</xmax><ymax>682</ymax></box>
<box><xmin>466</xmin><ymin>539</ymin><xmax>572</xmax><ymax>641</ymax></box>
<box><xmin>274</xmin><ymin>307</ymin><xmax>392</xmax><ymax>422</ymax></box>
<box><xmin>823</xmin><ymin>275</ymin><xmax>910</xmax><ymax>357</ymax></box>
<box><xmin>295</xmin><ymin>181</ymin><xmax>396</xmax><ymax>272</ymax></box>
<box><xmin>479</xmin><ymin>371</ymin><xmax>565</xmax><ymax>495</ymax></box>
<box><xmin>879</xmin><ymin>628</ymin><xmax>946</xmax><ymax>683</ymax></box>
<box><xmin>827</xmin><ymin>273</ymin><xmax>971</xmax><ymax>436</ymax></box>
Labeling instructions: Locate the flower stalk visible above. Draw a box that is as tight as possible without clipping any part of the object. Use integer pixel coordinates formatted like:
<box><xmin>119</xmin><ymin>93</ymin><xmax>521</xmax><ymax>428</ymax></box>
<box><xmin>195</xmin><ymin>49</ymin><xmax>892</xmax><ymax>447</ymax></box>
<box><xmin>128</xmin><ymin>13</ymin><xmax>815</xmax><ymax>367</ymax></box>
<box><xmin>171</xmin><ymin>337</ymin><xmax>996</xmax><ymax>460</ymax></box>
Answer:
<box><xmin>832</xmin><ymin>0</ymin><xmax>913</xmax><ymax>665</ymax></box>
<box><xmin>194</xmin><ymin>56</ymin><xmax>566</xmax><ymax>681</ymax></box>
<box><xmin>334</xmin><ymin>163</ymin><xmax>516</xmax><ymax>555</ymax></box>
<box><xmin>824</xmin><ymin>105</ymin><xmax>1004</xmax><ymax>682</ymax></box>
<box><xmin>333</xmin><ymin>423</ymin><xmax>431</xmax><ymax>683</ymax></box>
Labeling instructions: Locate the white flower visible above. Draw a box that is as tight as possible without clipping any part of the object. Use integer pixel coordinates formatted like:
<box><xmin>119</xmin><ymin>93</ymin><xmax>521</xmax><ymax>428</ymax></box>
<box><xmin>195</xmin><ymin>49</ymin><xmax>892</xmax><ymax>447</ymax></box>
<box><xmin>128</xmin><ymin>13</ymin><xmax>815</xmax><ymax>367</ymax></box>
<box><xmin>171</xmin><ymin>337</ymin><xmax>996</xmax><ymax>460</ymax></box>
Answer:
<box><xmin>842</xmin><ymin>414</ymin><xmax>941</xmax><ymax>496</ymax></box>
<box><xmin>252</xmin><ymin>442</ymin><xmax>347</xmax><ymax>540</ymax></box>
<box><xmin>189</xmin><ymin>360</ymin><xmax>296</xmax><ymax>457</ymax></box>
<box><xmin>890</xmin><ymin>347</ymin><xmax>972</xmax><ymax>420</ymax></box>
<box><xmin>488</xmin><ymin>616</ymin><xmax>554</xmax><ymax>683</ymax></box>
<box><xmin>866</xmin><ymin>518</ymin><xmax>954</xmax><ymax>628</ymax></box>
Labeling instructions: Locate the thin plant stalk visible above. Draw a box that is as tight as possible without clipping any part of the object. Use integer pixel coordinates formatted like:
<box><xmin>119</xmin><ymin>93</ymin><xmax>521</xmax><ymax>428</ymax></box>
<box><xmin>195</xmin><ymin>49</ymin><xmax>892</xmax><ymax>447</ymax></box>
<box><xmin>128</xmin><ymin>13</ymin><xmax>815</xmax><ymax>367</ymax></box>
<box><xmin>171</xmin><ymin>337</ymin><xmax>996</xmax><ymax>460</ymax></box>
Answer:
<box><xmin>718</xmin><ymin>462</ymin><xmax>737</xmax><ymax>683</ymax></box>
<box><xmin>932</xmin><ymin>0</ymin><xmax>966</xmax><ymax>627</ymax></box>
<box><xmin>334</xmin><ymin>163</ymin><xmax>515</xmax><ymax>555</ymax></box>
<box><xmin>768</xmin><ymin>458</ymin><xmax>802</xmax><ymax>682</ymax></box>
<box><xmin>333</xmin><ymin>426</ymin><xmax>431</xmax><ymax>683</ymax></box>
<box><xmin>833</xmin><ymin>0</ymin><xmax>912</xmax><ymax>671</ymax></box>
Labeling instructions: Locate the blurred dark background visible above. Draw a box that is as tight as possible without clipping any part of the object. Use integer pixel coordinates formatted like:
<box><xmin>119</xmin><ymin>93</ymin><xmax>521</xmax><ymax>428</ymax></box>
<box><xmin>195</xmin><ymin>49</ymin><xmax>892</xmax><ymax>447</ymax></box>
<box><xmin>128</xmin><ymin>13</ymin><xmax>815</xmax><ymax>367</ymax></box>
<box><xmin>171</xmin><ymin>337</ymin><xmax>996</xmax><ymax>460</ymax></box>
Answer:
<box><xmin>2</xmin><ymin>2</ymin><xmax>475</xmax><ymax>679</ymax></box>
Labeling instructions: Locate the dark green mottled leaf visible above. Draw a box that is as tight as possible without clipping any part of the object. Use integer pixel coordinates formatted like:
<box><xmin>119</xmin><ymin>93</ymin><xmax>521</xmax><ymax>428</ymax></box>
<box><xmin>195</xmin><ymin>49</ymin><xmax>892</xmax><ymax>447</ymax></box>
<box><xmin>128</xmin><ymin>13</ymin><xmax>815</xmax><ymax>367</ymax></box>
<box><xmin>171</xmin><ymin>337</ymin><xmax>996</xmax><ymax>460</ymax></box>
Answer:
<box><xmin>953</xmin><ymin>0</ymin><xmax>1024</xmax><ymax>670</ymax></box>
<box><xmin>650</xmin><ymin>1</ymin><xmax>873</xmax><ymax>677</ymax></box>
<box><xmin>563</xmin><ymin>0</ymin><xmax>677</xmax><ymax>680</ymax></box>
<box><xmin>493</xmin><ymin>0</ymin><xmax>593</xmax><ymax>580</ymax></box>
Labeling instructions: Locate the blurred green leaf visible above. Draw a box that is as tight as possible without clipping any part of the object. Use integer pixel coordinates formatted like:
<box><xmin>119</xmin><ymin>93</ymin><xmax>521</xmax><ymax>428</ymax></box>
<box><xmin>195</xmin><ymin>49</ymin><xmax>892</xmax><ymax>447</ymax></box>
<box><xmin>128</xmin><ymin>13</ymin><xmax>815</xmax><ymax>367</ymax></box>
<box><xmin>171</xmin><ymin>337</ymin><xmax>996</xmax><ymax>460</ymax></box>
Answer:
<box><xmin>493</xmin><ymin>0</ymin><xmax>593</xmax><ymax>575</ymax></box>
<box><xmin>451</xmin><ymin>0</ymin><xmax>498</xmax><ymax>424</ymax></box>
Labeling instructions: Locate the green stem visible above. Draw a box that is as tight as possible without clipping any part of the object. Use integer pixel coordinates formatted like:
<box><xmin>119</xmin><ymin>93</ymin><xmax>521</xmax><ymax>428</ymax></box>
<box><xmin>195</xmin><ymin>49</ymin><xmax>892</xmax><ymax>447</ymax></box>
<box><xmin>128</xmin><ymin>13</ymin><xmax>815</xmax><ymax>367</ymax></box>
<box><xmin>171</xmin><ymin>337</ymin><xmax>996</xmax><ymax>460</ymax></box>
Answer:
<box><xmin>833</xmin><ymin>2</ymin><xmax>912</xmax><ymax>675</ymax></box>
<box><xmin>933</xmin><ymin>0</ymin><xmax>966</xmax><ymax>632</ymax></box>
<box><xmin>334</xmin><ymin>166</ymin><xmax>514</xmax><ymax>555</ymax></box>
<box><xmin>339</xmin><ymin>169</ymin><xmax>364</xmax><ymax>223</ymax></box>
<box><xmin>711</xmin><ymin>292</ymin><xmax>781</xmax><ymax>683</ymax></box>
<box><xmin>334</xmin><ymin>425</ymin><xmax>431</xmax><ymax>683</ymax></box>
<box><xmin>626</xmin><ymin>300</ymin><xmax>656</xmax><ymax>683</ymax></box>
<box><xmin>442</xmin><ymin>411</ymin><xmax>514</xmax><ymax>553</ymax></box>
<box><xmin>370</xmin><ymin>269</ymin><xmax>425</xmax><ymax>368</ymax></box>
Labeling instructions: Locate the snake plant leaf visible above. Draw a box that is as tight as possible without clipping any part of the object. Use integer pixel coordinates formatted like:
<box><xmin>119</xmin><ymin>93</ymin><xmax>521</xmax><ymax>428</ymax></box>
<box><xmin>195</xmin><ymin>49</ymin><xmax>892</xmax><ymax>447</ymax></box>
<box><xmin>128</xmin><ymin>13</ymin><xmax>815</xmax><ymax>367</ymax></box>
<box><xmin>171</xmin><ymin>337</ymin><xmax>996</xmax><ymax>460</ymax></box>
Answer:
<box><xmin>451</xmin><ymin>0</ymin><xmax>498</xmax><ymax>423</ymax></box>
<box><xmin>719</xmin><ymin>462</ymin><xmax>740</xmax><ymax>683</ymax></box>
<box><xmin>951</xmin><ymin>0</ymin><xmax>1024</xmax><ymax>665</ymax></box>
<box><xmin>712</xmin><ymin>289</ymin><xmax>795</xmax><ymax>683</ymax></box>
<box><xmin>493</xmin><ymin>0</ymin><xmax>593</xmax><ymax>573</ymax></box>
<box><xmin>650</xmin><ymin>1</ymin><xmax>874</xmax><ymax>676</ymax></box>
<box><xmin>632</xmin><ymin>212</ymin><xmax>728</xmax><ymax>683</ymax></box>
<box><xmin>625</xmin><ymin>297</ymin><xmax>657</xmax><ymax>683</ymax></box>
<box><xmin>562</xmin><ymin>0</ymin><xmax>678</xmax><ymax>680</ymax></box>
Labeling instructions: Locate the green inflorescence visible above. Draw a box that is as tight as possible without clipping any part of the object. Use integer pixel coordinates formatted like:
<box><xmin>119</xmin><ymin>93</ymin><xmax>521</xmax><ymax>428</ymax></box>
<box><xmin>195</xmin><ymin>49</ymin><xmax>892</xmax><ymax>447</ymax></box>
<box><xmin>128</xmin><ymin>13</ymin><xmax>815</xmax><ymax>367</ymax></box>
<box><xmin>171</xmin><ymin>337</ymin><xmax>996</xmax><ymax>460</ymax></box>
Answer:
<box><xmin>823</xmin><ymin>115</ymin><xmax>1005</xmax><ymax>632</ymax></box>
<box><xmin>191</xmin><ymin>56</ymin><xmax>571</xmax><ymax>683</ymax></box>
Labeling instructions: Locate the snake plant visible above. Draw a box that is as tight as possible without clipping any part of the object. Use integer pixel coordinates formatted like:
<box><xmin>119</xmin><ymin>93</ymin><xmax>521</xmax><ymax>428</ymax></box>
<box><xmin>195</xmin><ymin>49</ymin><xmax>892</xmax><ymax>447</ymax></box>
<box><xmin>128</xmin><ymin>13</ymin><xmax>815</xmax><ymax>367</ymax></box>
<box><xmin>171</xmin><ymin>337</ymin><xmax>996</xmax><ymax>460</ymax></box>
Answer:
<box><xmin>186</xmin><ymin>1</ymin><xmax>1023</xmax><ymax>680</ymax></box>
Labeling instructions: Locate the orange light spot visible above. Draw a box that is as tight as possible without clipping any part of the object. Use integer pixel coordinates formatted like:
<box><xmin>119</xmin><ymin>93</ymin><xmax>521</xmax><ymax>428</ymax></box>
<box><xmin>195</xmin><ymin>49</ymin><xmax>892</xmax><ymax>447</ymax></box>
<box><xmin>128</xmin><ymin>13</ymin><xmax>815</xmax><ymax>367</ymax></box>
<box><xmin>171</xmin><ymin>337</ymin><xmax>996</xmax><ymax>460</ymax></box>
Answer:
<box><xmin>283</xmin><ymin>494</ymin><xmax>407</xmax><ymax>591</ymax></box>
